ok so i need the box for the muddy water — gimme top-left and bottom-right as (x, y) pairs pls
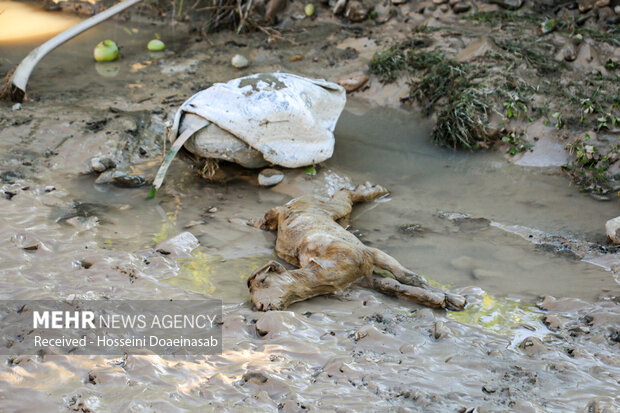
(0, 1), (82, 43)
(1, 18), (619, 412)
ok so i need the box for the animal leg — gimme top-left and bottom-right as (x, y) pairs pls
(348, 182), (389, 204)
(326, 182), (389, 220)
(369, 248), (466, 310)
(369, 274), (448, 309)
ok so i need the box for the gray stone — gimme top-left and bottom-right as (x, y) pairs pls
(258, 168), (285, 186)
(605, 216), (620, 244)
(155, 231), (199, 257)
(231, 54), (249, 69)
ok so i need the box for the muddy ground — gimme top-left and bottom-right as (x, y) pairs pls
(0, 0), (619, 411)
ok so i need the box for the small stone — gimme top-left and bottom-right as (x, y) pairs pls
(453, 3), (471, 13)
(12, 233), (40, 251)
(95, 171), (145, 187)
(12, 103), (22, 111)
(542, 314), (562, 331)
(457, 36), (497, 62)
(488, 0), (523, 10)
(258, 168), (284, 186)
(155, 232), (199, 257)
(304, 3), (315, 17)
(482, 384), (497, 394)
(44, 185), (55, 192)
(433, 321), (450, 339)
(391, 0), (407, 4)
(518, 336), (547, 356)
(433, 0), (447, 4)
(207, 206), (218, 213)
(337, 74), (369, 92)
(89, 156), (116, 173)
(605, 216), (620, 244)
(345, 0), (369, 21)
(555, 42), (577, 62)
(595, 0), (609, 7)
(231, 54), (249, 69)
(578, 0), (596, 13)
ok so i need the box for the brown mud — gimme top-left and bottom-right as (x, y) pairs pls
(0, 1), (619, 411)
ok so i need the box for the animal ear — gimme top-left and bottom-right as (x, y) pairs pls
(263, 207), (282, 230)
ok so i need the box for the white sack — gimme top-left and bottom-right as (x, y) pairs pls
(170, 73), (346, 168)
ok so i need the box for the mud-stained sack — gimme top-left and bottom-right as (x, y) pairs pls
(149, 73), (346, 198)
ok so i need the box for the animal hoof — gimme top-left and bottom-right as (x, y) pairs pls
(446, 293), (467, 311)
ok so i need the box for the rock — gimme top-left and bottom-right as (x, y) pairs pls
(555, 42), (577, 62)
(95, 171), (145, 187)
(595, 0), (609, 6)
(538, 18), (557, 35)
(12, 233), (40, 251)
(337, 74), (369, 92)
(518, 336), (547, 356)
(391, 0), (407, 4)
(433, 321), (450, 339)
(573, 42), (605, 73)
(304, 3), (315, 16)
(155, 231), (199, 257)
(89, 156), (116, 173)
(255, 311), (299, 337)
(542, 314), (562, 331)
(258, 168), (285, 186)
(482, 384), (498, 394)
(597, 6), (613, 21)
(345, 0), (369, 21)
(183, 114), (268, 169)
(472, 268), (501, 280)
(488, 0), (523, 10)
(433, 0), (447, 3)
(12, 103), (22, 111)
(537, 296), (590, 312)
(457, 36), (498, 62)
(44, 185), (55, 192)
(452, 2), (471, 13)
(608, 216), (620, 244)
(231, 54), (250, 69)
(579, 0), (596, 12)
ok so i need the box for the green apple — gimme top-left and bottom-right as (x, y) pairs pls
(94, 40), (119, 62)
(147, 39), (165, 51)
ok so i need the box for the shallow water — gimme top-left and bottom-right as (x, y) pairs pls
(0, 17), (619, 412)
(0, 1), (82, 43)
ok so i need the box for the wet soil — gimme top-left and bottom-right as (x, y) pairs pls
(0, 3), (619, 412)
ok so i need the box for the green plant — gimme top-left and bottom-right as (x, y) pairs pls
(503, 97), (527, 119)
(369, 43), (409, 83)
(502, 132), (532, 155)
(551, 112), (563, 129)
(563, 136), (617, 194)
(597, 113), (619, 131)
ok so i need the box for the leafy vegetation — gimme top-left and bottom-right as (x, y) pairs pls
(563, 134), (618, 194)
